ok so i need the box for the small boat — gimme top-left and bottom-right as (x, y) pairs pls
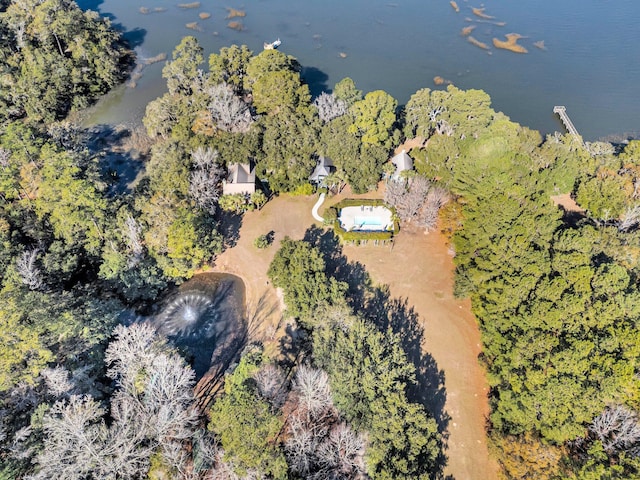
(263, 38), (281, 50)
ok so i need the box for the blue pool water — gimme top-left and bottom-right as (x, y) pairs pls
(354, 217), (384, 227)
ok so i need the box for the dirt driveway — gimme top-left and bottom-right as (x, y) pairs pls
(212, 191), (498, 479)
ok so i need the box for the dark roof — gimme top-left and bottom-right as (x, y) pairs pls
(309, 156), (335, 181)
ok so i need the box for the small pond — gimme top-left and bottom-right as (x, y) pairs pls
(151, 272), (246, 379)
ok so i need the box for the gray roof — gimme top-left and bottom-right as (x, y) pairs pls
(309, 156), (335, 182)
(391, 150), (413, 172)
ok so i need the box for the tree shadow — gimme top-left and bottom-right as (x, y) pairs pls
(75, 0), (104, 11)
(217, 210), (243, 250)
(245, 289), (281, 341)
(122, 28), (147, 49)
(86, 124), (146, 196)
(278, 321), (311, 372)
(192, 280), (248, 410)
(302, 225), (451, 475)
(302, 66), (329, 99)
(303, 226), (371, 310)
(266, 230), (276, 245)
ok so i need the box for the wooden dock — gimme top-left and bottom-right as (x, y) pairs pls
(553, 106), (580, 137)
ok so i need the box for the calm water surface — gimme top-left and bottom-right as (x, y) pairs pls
(82, 0), (640, 140)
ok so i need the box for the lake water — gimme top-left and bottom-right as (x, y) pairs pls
(81, 0), (640, 141)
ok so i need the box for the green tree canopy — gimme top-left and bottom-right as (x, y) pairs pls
(348, 90), (397, 147)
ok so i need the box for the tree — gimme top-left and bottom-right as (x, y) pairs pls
(313, 319), (441, 479)
(1, 0), (129, 123)
(252, 69), (311, 115)
(489, 431), (566, 480)
(313, 92), (347, 123)
(349, 90), (397, 147)
(208, 44), (253, 95)
(33, 145), (108, 255)
(0, 295), (54, 392)
(162, 35), (204, 96)
(321, 116), (387, 193)
(333, 77), (362, 108)
(208, 349), (288, 479)
(268, 238), (347, 326)
(259, 111), (319, 193)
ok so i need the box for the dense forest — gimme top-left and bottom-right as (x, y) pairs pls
(1, 0), (640, 477)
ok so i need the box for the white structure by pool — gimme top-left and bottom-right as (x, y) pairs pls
(339, 205), (394, 232)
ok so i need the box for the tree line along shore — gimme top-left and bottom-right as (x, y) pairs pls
(2, 1), (640, 478)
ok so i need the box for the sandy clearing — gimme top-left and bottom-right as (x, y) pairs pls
(211, 190), (498, 479)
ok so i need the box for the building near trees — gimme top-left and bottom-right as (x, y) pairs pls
(390, 149), (414, 179)
(309, 156), (335, 185)
(222, 162), (256, 195)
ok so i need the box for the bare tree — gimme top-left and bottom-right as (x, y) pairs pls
(285, 415), (320, 476)
(207, 448), (265, 480)
(321, 301), (358, 332)
(618, 204), (640, 232)
(206, 83), (253, 133)
(435, 119), (454, 137)
(105, 323), (165, 393)
(189, 147), (225, 215)
(590, 404), (640, 455)
(0, 148), (11, 168)
(420, 185), (450, 231)
(386, 176), (449, 231)
(124, 214), (144, 264)
(313, 92), (347, 123)
(31, 324), (199, 479)
(428, 105), (444, 123)
(316, 422), (366, 479)
(16, 248), (44, 291)
(41, 366), (74, 398)
(254, 364), (288, 409)
(285, 366), (367, 479)
(385, 176), (431, 222)
(29, 395), (112, 480)
(293, 365), (333, 418)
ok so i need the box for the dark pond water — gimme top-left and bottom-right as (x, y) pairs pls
(82, 0), (640, 141)
(151, 272), (245, 378)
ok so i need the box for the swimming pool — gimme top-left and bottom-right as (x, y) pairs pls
(354, 217), (384, 227)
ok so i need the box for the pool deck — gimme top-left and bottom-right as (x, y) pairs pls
(339, 205), (393, 231)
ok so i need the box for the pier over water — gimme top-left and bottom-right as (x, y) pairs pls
(553, 106), (581, 137)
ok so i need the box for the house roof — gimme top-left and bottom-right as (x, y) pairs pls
(227, 163), (255, 184)
(309, 156), (335, 181)
(223, 163), (256, 195)
(391, 150), (413, 172)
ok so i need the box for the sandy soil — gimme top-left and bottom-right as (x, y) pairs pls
(211, 189), (498, 479)
(551, 193), (585, 213)
(340, 227), (498, 479)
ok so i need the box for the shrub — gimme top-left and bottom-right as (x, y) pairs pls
(290, 183), (314, 196)
(254, 234), (270, 249)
